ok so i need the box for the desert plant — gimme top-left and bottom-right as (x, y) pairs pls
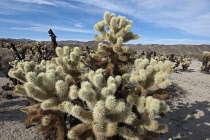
(201, 51), (210, 73)
(181, 58), (191, 71)
(172, 55), (191, 71)
(29, 42), (54, 62)
(0, 48), (15, 69)
(8, 11), (172, 140)
(82, 11), (140, 77)
(168, 54), (175, 62)
(3, 43), (26, 60)
(48, 29), (58, 55)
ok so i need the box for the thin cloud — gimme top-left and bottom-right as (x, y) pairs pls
(74, 23), (83, 28)
(72, 0), (210, 37)
(0, 0), (78, 15)
(13, 0), (56, 6)
(0, 1), (56, 15)
(0, 19), (24, 24)
(10, 24), (96, 33)
(12, 0), (78, 8)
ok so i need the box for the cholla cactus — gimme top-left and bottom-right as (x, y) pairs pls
(29, 42), (54, 62)
(9, 47), (83, 139)
(172, 55), (191, 71)
(154, 55), (167, 61)
(181, 58), (191, 71)
(129, 58), (172, 95)
(21, 104), (67, 140)
(55, 46), (82, 77)
(173, 58), (181, 69)
(201, 51), (210, 73)
(58, 69), (170, 140)
(9, 11), (172, 140)
(3, 43), (26, 60)
(8, 60), (21, 68)
(8, 61), (37, 83)
(94, 11), (139, 56)
(83, 12), (140, 77)
(94, 11), (139, 45)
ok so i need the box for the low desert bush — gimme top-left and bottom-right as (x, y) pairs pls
(0, 48), (15, 69)
(201, 51), (210, 73)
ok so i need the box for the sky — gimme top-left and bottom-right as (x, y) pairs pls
(0, 0), (210, 45)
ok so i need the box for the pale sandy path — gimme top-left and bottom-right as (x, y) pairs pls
(160, 59), (210, 140)
(0, 71), (41, 140)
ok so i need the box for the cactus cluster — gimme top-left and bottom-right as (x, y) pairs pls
(2, 43), (27, 60)
(29, 42), (54, 62)
(8, 12), (172, 140)
(154, 55), (167, 61)
(172, 55), (191, 71)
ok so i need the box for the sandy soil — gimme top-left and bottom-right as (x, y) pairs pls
(0, 71), (41, 140)
(159, 59), (210, 140)
(0, 59), (209, 140)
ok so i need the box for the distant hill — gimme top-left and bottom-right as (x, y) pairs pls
(0, 38), (84, 45)
(0, 38), (36, 44)
(131, 44), (210, 55)
(1, 38), (210, 55)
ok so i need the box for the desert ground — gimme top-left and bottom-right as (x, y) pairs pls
(0, 59), (209, 140)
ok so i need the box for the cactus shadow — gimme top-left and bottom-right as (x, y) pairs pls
(0, 71), (5, 77)
(0, 98), (28, 123)
(188, 69), (196, 72)
(0, 99), (27, 108)
(173, 68), (196, 73)
(160, 100), (210, 140)
(165, 83), (187, 99)
(0, 91), (21, 100)
(0, 67), (11, 77)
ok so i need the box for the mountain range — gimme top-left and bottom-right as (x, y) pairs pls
(1, 38), (210, 55)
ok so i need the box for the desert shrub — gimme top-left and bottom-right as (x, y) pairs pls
(0, 48), (15, 69)
(181, 58), (191, 71)
(8, 12), (172, 140)
(201, 51), (210, 73)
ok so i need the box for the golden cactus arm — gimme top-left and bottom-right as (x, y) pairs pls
(67, 123), (91, 139)
(58, 101), (92, 123)
(24, 114), (42, 126)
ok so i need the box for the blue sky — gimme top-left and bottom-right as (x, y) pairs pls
(0, 0), (210, 45)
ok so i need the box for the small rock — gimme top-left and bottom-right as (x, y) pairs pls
(1, 83), (13, 91)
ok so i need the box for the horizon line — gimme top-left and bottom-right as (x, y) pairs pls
(0, 38), (210, 45)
